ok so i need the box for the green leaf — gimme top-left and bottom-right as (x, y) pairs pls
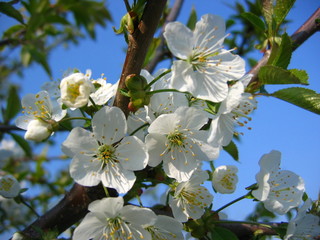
(274, 0), (295, 26)
(261, 0), (273, 35)
(186, 7), (197, 30)
(259, 66), (309, 85)
(3, 85), (21, 123)
(0, 2), (24, 24)
(9, 133), (32, 157)
(210, 226), (239, 240)
(268, 33), (292, 69)
(271, 87), (320, 114)
(143, 38), (161, 67)
(241, 12), (266, 32)
(223, 141), (239, 161)
(25, 45), (52, 76)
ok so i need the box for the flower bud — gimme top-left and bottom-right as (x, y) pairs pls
(24, 119), (52, 142)
(60, 72), (94, 108)
(125, 74), (148, 91)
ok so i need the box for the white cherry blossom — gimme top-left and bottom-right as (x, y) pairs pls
(89, 76), (117, 106)
(62, 106), (148, 194)
(15, 91), (66, 142)
(146, 106), (219, 182)
(208, 79), (257, 146)
(252, 150), (305, 215)
(73, 197), (157, 240)
(164, 14), (245, 102)
(0, 174), (21, 198)
(212, 165), (238, 194)
(284, 199), (320, 240)
(60, 70), (94, 108)
(169, 170), (213, 222)
(146, 215), (184, 240)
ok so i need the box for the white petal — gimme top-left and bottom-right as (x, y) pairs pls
(252, 170), (271, 201)
(101, 163), (136, 194)
(69, 154), (102, 187)
(259, 150), (281, 173)
(148, 113), (178, 134)
(169, 197), (188, 222)
(92, 106), (127, 145)
(170, 61), (197, 93)
(145, 133), (167, 167)
(153, 215), (184, 240)
(193, 14), (226, 50)
(24, 119), (52, 142)
(208, 114), (235, 146)
(72, 212), (104, 240)
(89, 197), (123, 219)
(121, 205), (157, 227)
(61, 127), (98, 157)
(164, 22), (193, 59)
(116, 136), (148, 171)
(175, 107), (208, 130)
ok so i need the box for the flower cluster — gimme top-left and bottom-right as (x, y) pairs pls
(12, 13), (310, 240)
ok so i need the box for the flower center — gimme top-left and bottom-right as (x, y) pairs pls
(66, 81), (82, 102)
(167, 130), (186, 148)
(102, 217), (144, 240)
(220, 172), (236, 190)
(97, 144), (117, 165)
(0, 177), (15, 192)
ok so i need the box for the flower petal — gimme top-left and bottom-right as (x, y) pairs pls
(164, 22), (193, 59)
(72, 212), (104, 240)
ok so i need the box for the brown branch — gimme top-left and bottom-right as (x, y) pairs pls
(113, 0), (168, 117)
(248, 7), (320, 87)
(17, 1), (167, 239)
(145, 0), (184, 73)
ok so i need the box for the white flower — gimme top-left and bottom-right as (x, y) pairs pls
(73, 197), (157, 240)
(62, 106), (148, 194)
(0, 174), (21, 198)
(164, 14), (245, 102)
(252, 150), (305, 215)
(89, 76), (117, 106)
(146, 106), (219, 182)
(169, 170), (213, 222)
(60, 70), (94, 108)
(12, 232), (24, 240)
(146, 215), (184, 240)
(208, 80), (257, 146)
(15, 91), (66, 142)
(212, 165), (238, 194)
(284, 199), (320, 240)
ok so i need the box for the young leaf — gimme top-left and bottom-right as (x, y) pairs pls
(210, 226), (239, 240)
(261, 0), (273, 35)
(268, 32), (292, 69)
(0, 2), (24, 24)
(259, 66), (309, 85)
(186, 7), (197, 30)
(223, 141), (239, 161)
(143, 38), (161, 67)
(271, 87), (320, 114)
(274, 0), (296, 26)
(241, 12), (266, 32)
(9, 133), (32, 157)
(3, 85), (21, 123)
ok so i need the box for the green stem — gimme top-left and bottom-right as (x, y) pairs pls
(89, 96), (98, 111)
(144, 69), (171, 90)
(146, 88), (189, 96)
(129, 122), (149, 136)
(214, 220), (273, 229)
(214, 193), (250, 213)
(59, 117), (91, 123)
(102, 185), (110, 197)
(18, 196), (40, 217)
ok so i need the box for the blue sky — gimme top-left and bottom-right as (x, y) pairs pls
(1, 0), (320, 238)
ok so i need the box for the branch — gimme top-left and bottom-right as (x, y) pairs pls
(113, 0), (168, 117)
(145, 0), (184, 73)
(248, 7), (320, 87)
(18, 1), (167, 239)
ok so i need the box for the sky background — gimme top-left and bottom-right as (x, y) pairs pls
(1, 0), (320, 238)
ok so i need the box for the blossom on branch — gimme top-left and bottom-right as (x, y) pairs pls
(15, 90), (66, 142)
(212, 165), (238, 194)
(62, 106), (148, 194)
(0, 174), (20, 198)
(146, 106), (219, 182)
(73, 197), (156, 240)
(164, 14), (245, 102)
(60, 70), (94, 108)
(169, 170), (213, 222)
(252, 150), (305, 215)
